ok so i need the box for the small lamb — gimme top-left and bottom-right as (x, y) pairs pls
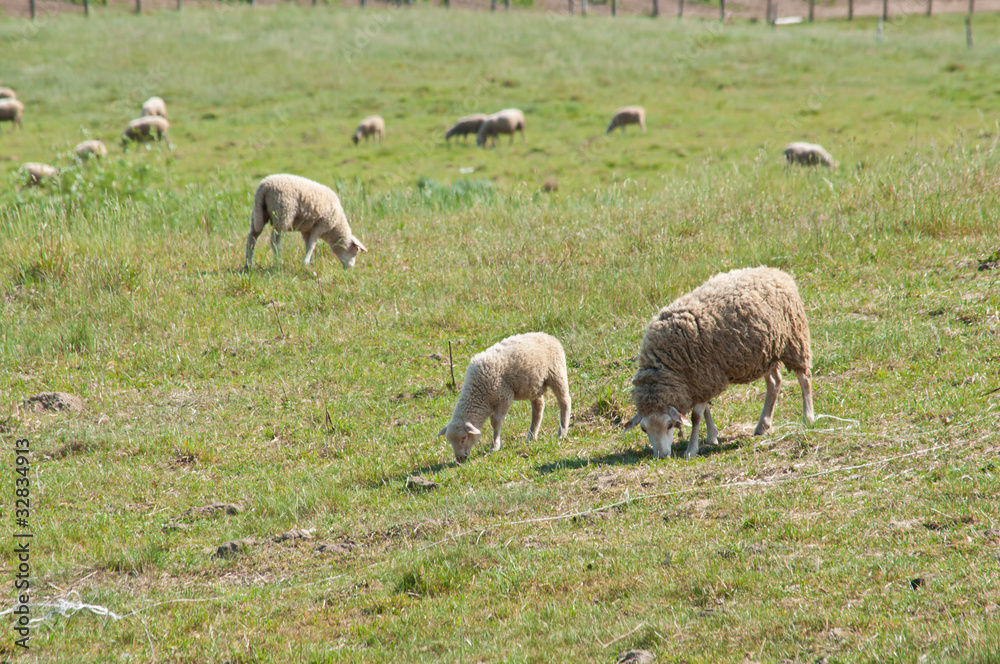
(0, 98), (25, 131)
(22, 162), (57, 186)
(625, 267), (815, 459)
(141, 96), (168, 118)
(352, 115), (385, 145)
(476, 109), (526, 148)
(783, 142), (836, 168)
(606, 106), (646, 135)
(74, 139), (108, 159)
(245, 174), (367, 271)
(445, 114), (488, 144)
(0, 87), (16, 99)
(438, 333), (571, 463)
(121, 116), (169, 147)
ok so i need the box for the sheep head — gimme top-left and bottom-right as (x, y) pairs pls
(438, 421), (482, 463)
(331, 236), (367, 269)
(625, 406), (683, 459)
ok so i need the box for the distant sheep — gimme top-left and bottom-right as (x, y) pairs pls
(783, 142), (836, 168)
(352, 115), (384, 145)
(0, 87), (16, 100)
(141, 96), (168, 118)
(476, 109), (526, 148)
(606, 106), (646, 135)
(0, 98), (25, 131)
(74, 139), (108, 159)
(445, 114), (488, 144)
(245, 174), (367, 271)
(438, 332), (571, 463)
(22, 162), (57, 186)
(121, 116), (169, 147)
(625, 267), (814, 459)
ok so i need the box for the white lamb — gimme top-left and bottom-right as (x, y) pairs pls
(121, 116), (169, 146)
(438, 333), (571, 463)
(142, 96), (168, 118)
(606, 106), (646, 134)
(625, 267), (815, 459)
(74, 139), (108, 159)
(352, 115), (385, 145)
(476, 109), (526, 148)
(0, 98), (24, 131)
(244, 174), (367, 271)
(783, 142), (836, 168)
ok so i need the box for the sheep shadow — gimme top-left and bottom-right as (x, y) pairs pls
(536, 437), (743, 474)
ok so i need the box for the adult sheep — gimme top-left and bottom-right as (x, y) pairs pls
(121, 116), (169, 147)
(141, 96), (168, 118)
(22, 162), (57, 186)
(244, 174), (367, 271)
(445, 114), (488, 144)
(476, 109), (525, 148)
(0, 98), (25, 131)
(606, 106), (646, 135)
(352, 115), (385, 145)
(625, 267), (815, 459)
(438, 333), (571, 463)
(75, 139), (108, 159)
(783, 142), (836, 168)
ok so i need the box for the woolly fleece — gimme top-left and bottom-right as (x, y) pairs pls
(606, 106), (646, 134)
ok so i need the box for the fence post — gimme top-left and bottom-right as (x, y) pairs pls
(581, 0), (586, 15)
(719, 0), (724, 20)
(808, 0), (814, 20)
(848, 0), (853, 19)
(677, 0), (683, 17)
(652, 0), (658, 15)
(491, 0), (496, 10)
(29, 0), (35, 18)
(611, 0), (616, 15)
(881, 0), (887, 20)
(966, 15), (973, 46)
(925, 0), (931, 15)
(85, 0), (90, 15)
(765, 0), (771, 22)
(504, 0), (509, 10)
(968, 0), (974, 13)
(136, 0), (141, 13)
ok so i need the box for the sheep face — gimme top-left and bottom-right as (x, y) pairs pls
(438, 422), (482, 463)
(625, 407), (682, 459)
(352, 132), (360, 145)
(330, 236), (368, 269)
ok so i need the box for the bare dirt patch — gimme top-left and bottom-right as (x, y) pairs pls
(22, 391), (82, 413)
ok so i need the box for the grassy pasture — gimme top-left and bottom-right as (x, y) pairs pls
(1, 5), (1000, 663)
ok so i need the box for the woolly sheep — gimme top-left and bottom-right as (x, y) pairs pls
(445, 114), (488, 144)
(121, 116), (169, 147)
(0, 87), (16, 99)
(625, 267), (815, 459)
(0, 98), (24, 131)
(476, 109), (526, 148)
(141, 96), (168, 118)
(22, 162), (57, 186)
(352, 115), (385, 145)
(783, 142), (836, 168)
(606, 106), (646, 135)
(74, 139), (108, 159)
(244, 174), (367, 271)
(438, 333), (571, 463)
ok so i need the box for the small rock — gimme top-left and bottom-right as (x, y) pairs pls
(910, 577), (925, 590)
(161, 522), (191, 534)
(23, 392), (83, 413)
(316, 540), (359, 555)
(618, 650), (654, 664)
(213, 538), (258, 558)
(274, 528), (315, 543)
(406, 475), (439, 491)
(179, 502), (241, 519)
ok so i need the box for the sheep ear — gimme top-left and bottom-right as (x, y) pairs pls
(632, 368), (659, 386)
(464, 422), (481, 436)
(352, 237), (368, 253)
(668, 406), (683, 427)
(437, 427), (448, 437)
(624, 413), (643, 432)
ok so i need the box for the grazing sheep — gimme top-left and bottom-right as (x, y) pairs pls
(476, 109), (526, 148)
(352, 115), (385, 145)
(121, 116), (169, 147)
(0, 87), (16, 99)
(783, 142), (836, 168)
(625, 267), (814, 459)
(438, 332), (571, 463)
(0, 98), (25, 131)
(22, 162), (57, 186)
(245, 174), (367, 271)
(141, 96), (168, 118)
(606, 106), (646, 135)
(445, 114), (488, 144)
(74, 139), (108, 159)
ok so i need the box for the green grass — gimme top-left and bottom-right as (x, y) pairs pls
(1, 5), (1000, 663)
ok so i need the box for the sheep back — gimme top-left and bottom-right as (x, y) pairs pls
(632, 267), (811, 417)
(606, 106), (646, 134)
(253, 174), (352, 240)
(783, 142), (836, 168)
(476, 109), (525, 146)
(457, 333), (567, 414)
(122, 116), (169, 143)
(75, 139), (108, 158)
(446, 114), (488, 140)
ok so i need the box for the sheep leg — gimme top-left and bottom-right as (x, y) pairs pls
(527, 397), (544, 442)
(704, 407), (718, 446)
(303, 227), (325, 265)
(685, 403), (707, 459)
(796, 370), (815, 424)
(550, 378), (571, 438)
(244, 210), (269, 271)
(754, 366), (782, 435)
(490, 399), (513, 453)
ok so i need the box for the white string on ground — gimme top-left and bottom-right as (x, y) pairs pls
(0, 590), (123, 626)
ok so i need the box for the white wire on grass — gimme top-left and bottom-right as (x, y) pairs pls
(0, 590), (123, 626)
